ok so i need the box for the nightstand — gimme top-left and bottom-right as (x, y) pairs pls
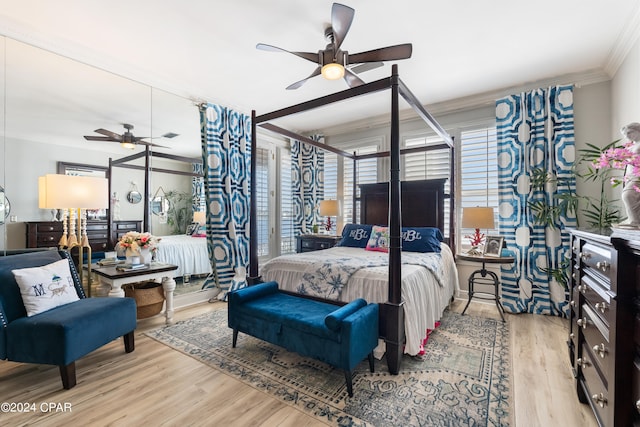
(456, 253), (514, 322)
(296, 234), (342, 253)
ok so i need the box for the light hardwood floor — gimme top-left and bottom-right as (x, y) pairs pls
(0, 299), (597, 427)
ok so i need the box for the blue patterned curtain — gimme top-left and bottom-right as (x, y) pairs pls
(192, 162), (205, 213)
(199, 103), (251, 298)
(496, 85), (576, 316)
(291, 135), (324, 235)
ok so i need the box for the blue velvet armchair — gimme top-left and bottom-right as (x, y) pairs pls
(0, 250), (137, 389)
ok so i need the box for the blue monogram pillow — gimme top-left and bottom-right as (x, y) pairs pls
(337, 224), (373, 248)
(401, 227), (443, 253)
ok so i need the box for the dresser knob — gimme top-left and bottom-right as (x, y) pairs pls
(577, 284), (587, 294)
(596, 261), (609, 272)
(576, 358), (590, 369)
(569, 333), (574, 339)
(592, 393), (607, 408)
(592, 343), (607, 358)
(636, 400), (640, 414)
(576, 318), (589, 329)
(579, 252), (591, 261)
(570, 300), (575, 307)
(594, 302), (608, 314)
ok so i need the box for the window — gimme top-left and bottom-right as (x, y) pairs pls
(459, 127), (498, 246)
(279, 147), (295, 254)
(402, 135), (451, 237)
(343, 145), (378, 223)
(255, 147), (269, 257)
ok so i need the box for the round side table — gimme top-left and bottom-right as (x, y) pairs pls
(456, 253), (515, 322)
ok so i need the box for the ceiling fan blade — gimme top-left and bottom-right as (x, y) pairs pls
(256, 43), (318, 63)
(331, 3), (355, 51)
(93, 128), (122, 139)
(286, 66), (322, 90)
(343, 68), (365, 88)
(137, 140), (169, 148)
(350, 62), (384, 74)
(348, 43), (413, 63)
(84, 136), (118, 142)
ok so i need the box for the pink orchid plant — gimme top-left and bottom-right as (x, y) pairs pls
(593, 141), (640, 192)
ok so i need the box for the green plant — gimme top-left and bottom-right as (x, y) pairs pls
(165, 190), (193, 235)
(578, 141), (624, 228)
(527, 167), (581, 229)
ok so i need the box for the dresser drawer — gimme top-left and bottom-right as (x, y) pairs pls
(579, 343), (611, 425)
(86, 222), (108, 232)
(35, 222), (63, 233)
(580, 242), (613, 287)
(580, 304), (611, 380)
(579, 275), (612, 327)
(37, 233), (61, 245)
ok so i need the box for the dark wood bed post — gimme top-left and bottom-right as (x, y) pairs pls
(108, 157), (113, 247)
(248, 110), (260, 284)
(143, 145), (151, 232)
(449, 138), (456, 257)
(384, 64), (405, 375)
(352, 153), (357, 223)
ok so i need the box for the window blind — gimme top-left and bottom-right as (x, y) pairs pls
(403, 136), (451, 236)
(460, 127), (499, 240)
(255, 147), (269, 257)
(279, 148), (295, 254)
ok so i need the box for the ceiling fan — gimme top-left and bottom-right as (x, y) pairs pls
(256, 2), (412, 90)
(84, 123), (175, 149)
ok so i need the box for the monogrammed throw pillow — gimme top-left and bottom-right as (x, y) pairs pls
(12, 258), (80, 317)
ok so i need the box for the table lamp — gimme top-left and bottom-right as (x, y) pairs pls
(39, 174), (108, 294)
(193, 210), (206, 225)
(319, 200), (340, 234)
(461, 206), (495, 255)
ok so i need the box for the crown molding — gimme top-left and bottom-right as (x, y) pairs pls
(604, 2), (640, 76)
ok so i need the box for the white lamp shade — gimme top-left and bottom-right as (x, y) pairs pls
(461, 207), (495, 229)
(39, 174), (108, 209)
(193, 211), (206, 224)
(319, 200), (340, 217)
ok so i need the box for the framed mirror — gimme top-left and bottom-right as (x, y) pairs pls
(127, 191), (142, 204)
(151, 187), (170, 216)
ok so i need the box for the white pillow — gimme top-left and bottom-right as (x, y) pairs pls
(12, 258), (80, 317)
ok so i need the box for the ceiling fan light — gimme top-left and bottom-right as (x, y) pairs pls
(321, 63), (345, 80)
(121, 142), (136, 150)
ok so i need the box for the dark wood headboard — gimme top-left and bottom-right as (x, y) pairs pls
(359, 179), (446, 232)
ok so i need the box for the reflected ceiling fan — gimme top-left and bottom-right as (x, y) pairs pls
(84, 123), (176, 149)
(256, 2), (412, 90)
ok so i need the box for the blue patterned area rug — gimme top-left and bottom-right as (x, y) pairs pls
(146, 307), (513, 426)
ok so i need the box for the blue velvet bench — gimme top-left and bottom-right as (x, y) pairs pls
(0, 250), (137, 389)
(228, 281), (378, 396)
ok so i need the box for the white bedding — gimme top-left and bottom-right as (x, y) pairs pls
(154, 235), (212, 278)
(260, 244), (459, 356)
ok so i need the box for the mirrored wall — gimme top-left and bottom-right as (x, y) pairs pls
(0, 36), (201, 251)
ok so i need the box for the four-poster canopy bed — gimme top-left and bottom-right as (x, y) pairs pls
(107, 147), (211, 278)
(249, 65), (456, 374)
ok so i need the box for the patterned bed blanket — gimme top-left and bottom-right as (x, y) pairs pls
(294, 251), (445, 300)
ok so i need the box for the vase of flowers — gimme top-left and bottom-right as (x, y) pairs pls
(117, 231), (161, 265)
(593, 122), (640, 226)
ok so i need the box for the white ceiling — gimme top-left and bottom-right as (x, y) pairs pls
(0, 0), (639, 156)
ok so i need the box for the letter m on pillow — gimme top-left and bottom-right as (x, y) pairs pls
(32, 283), (46, 297)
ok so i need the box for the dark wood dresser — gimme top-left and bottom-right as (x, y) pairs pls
(26, 220), (110, 253)
(569, 228), (640, 426)
(111, 220), (143, 247)
(296, 234), (341, 253)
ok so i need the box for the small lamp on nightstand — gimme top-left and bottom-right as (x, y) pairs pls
(461, 206), (495, 255)
(319, 200), (340, 234)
